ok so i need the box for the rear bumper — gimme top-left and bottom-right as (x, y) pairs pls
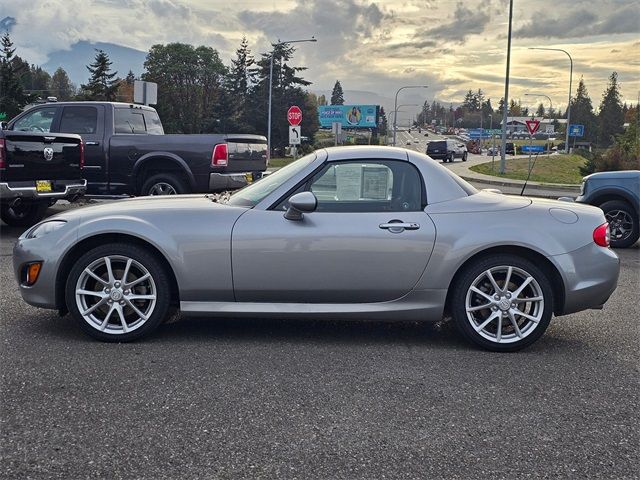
(0, 179), (87, 201)
(552, 243), (620, 315)
(208, 172), (263, 191)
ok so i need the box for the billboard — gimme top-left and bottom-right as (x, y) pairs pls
(319, 105), (378, 129)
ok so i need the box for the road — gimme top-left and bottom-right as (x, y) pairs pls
(396, 129), (579, 198)
(1, 218), (638, 479)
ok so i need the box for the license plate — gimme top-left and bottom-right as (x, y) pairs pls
(245, 173), (253, 183)
(36, 180), (52, 192)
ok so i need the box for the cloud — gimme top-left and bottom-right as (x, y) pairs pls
(515, 4), (639, 38)
(0, 16), (17, 32)
(414, 2), (490, 44)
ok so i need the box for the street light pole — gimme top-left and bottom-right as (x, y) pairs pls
(393, 85), (428, 146)
(499, 0), (514, 174)
(529, 47), (573, 153)
(267, 37), (317, 159)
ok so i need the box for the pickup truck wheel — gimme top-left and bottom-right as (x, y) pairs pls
(141, 173), (189, 196)
(462, 152), (468, 161)
(601, 200), (639, 248)
(1, 201), (49, 227)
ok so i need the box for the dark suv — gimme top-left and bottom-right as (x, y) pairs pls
(575, 170), (639, 248)
(426, 139), (468, 162)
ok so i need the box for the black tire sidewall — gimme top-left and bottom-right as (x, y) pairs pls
(65, 243), (171, 342)
(1, 201), (49, 227)
(451, 254), (554, 352)
(141, 173), (189, 196)
(600, 200), (639, 248)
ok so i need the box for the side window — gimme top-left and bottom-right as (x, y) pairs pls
(143, 111), (164, 135)
(307, 160), (423, 213)
(59, 106), (98, 134)
(13, 107), (57, 132)
(114, 109), (146, 134)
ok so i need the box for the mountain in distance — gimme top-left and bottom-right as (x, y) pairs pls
(42, 41), (147, 86)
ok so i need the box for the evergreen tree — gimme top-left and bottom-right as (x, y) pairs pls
(570, 77), (597, 143)
(331, 80), (344, 105)
(247, 42), (312, 153)
(317, 94), (327, 106)
(497, 97), (505, 116)
(0, 32), (29, 120)
(81, 49), (119, 101)
(125, 70), (135, 85)
(49, 67), (75, 100)
(536, 103), (545, 117)
(597, 72), (624, 146)
(225, 37), (256, 132)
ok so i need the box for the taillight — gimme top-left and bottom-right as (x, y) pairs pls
(79, 141), (85, 169)
(0, 138), (5, 169)
(211, 143), (228, 166)
(593, 222), (610, 247)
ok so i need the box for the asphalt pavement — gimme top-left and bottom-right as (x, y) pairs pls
(1, 217), (638, 479)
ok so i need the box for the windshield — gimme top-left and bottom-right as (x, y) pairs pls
(228, 153), (317, 208)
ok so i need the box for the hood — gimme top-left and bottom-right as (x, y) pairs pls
(50, 195), (238, 222)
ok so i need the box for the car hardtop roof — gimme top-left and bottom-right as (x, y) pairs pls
(323, 145), (410, 162)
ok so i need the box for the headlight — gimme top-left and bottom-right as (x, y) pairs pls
(27, 220), (67, 239)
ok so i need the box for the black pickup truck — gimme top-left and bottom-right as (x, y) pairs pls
(3, 102), (267, 196)
(0, 130), (86, 226)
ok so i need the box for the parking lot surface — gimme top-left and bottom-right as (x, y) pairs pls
(1, 215), (638, 479)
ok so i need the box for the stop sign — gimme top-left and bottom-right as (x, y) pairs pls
(287, 106), (302, 126)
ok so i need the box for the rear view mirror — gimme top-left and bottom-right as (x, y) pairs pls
(284, 191), (317, 221)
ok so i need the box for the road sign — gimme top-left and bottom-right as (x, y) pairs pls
(521, 145), (545, 153)
(134, 80), (158, 105)
(289, 125), (301, 145)
(525, 119), (540, 135)
(569, 124), (584, 137)
(468, 129), (492, 139)
(287, 106), (302, 126)
(545, 124), (554, 134)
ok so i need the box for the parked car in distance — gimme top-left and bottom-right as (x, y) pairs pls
(3, 101), (267, 197)
(487, 143), (516, 156)
(575, 170), (640, 248)
(13, 146), (619, 351)
(426, 139), (468, 162)
(0, 129), (86, 226)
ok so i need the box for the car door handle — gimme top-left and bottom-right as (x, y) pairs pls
(379, 222), (420, 232)
(85, 141), (100, 146)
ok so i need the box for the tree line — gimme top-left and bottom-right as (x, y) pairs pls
(0, 32), (320, 153)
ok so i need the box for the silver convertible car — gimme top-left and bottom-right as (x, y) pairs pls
(13, 147), (620, 351)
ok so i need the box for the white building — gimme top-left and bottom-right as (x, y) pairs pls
(500, 116), (567, 134)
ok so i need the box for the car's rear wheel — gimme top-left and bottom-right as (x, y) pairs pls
(600, 200), (639, 248)
(65, 243), (171, 342)
(451, 255), (553, 352)
(141, 173), (189, 196)
(462, 152), (468, 161)
(1, 200), (49, 227)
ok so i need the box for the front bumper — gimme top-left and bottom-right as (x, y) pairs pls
(208, 172), (263, 191)
(1, 179), (87, 201)
(552, 242), (620, 315)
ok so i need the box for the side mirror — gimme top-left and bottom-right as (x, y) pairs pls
(284, 191), (317, 221)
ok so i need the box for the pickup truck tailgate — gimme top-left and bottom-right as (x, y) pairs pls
(0, 132), (83, 182)
(226, 137), (268, 172)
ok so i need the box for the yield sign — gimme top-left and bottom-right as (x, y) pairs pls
(525, 119), (540, 135)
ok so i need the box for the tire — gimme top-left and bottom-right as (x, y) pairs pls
(462, 152), (468, 162)
(65, 243), (172, 342)
(450, 254), (554, 352)
(600, 200), (639, 248)
(1, 201), (49, 227)
(141, 173), (189, 196)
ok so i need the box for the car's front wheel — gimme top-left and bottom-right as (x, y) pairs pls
(600, 200), (639, 248)
(451, 255), (554, 352)
(65, 243), (171, 342)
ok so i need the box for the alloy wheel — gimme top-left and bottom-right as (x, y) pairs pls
(75, 255), (157, 335)
(148, 182), (177, 195)
(465, 265), (544, 344)
(605, 209), (633, 242)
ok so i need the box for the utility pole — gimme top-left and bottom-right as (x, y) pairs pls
(499, 0), (514, 174)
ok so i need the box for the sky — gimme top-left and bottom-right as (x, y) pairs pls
(1, 0), (638, 118)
